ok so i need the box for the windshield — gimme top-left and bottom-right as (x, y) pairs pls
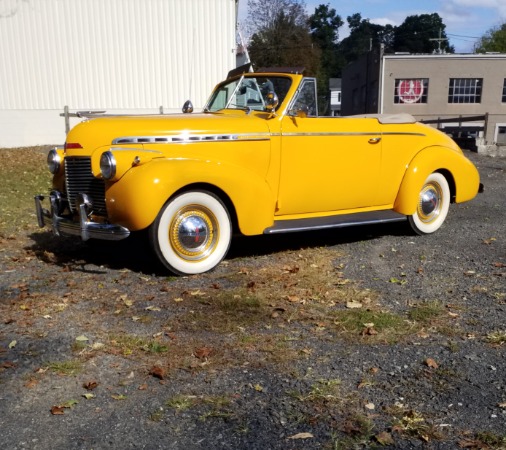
(206, 76), (292, 112)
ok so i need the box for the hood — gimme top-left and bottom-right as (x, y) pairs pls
(65, 112), (272, 154)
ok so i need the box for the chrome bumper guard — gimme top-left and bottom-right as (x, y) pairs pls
(34, 192), (130, 241)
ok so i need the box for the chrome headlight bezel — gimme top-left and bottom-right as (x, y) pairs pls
(47, 149), (61, 174)
(100, 151), (117, 180)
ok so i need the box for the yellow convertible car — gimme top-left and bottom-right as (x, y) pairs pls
(35, 67), (481, 275)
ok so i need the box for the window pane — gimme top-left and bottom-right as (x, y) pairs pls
(448, 78), (482, 104)
(502, 79), (506, 103)
(394, 79), (429, 104)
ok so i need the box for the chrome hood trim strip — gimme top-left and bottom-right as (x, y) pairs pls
(112, 133), (271, 145)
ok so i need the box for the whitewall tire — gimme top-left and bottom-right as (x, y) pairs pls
(150, 191), (232, 275)
(408, 172), (450, 235)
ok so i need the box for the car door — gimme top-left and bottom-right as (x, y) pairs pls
(276, 80), (383, 216)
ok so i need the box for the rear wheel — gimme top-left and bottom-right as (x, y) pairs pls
(408, 172), (450, 235)
(150, 191), (231, 275)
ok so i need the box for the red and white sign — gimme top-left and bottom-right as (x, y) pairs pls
(397, 79), (424, 104)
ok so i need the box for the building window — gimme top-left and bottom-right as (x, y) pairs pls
(502, 79), (506, 102)
(394, 79), (428, 104)
(448, 78), (482, 104)
(497, 126), (506, 144)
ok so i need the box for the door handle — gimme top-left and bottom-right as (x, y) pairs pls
(368, 137), (381, 144)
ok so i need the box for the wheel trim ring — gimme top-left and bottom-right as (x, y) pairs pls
(417, 182), (443, 224)
(169, 205), (219, 261)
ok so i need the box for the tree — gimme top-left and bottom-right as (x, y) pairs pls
(247, 0), (320, 74)
(393, 14), (454, 54)
(308, 4), (343, 113)
(475, 23), (506, 53)
(338, 13), (394, 63)
(246, 0), (308, 36)
(309, 4), (343, 49)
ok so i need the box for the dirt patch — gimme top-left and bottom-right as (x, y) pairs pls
(1, 148), (505, 449)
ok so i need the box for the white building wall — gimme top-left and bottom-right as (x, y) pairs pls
(0, 0), (237, 147)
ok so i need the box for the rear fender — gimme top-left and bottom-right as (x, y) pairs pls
(394, 146), (480, 215)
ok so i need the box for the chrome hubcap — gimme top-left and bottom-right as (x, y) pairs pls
(169, 207), (218, 261)
(418, 183), (442, 223)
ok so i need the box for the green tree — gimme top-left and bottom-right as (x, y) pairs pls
(475, 23), (506, 53)
(248, 10), (320, 73)
(308, 4), (343, 113)
(338, 13), (394, 63)
(393, 13), (454, 54)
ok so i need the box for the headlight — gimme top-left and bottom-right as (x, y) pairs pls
(47, 149), (61, 174)
(100, 151), (117, 180)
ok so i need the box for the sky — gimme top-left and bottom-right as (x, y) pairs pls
(238, 0), (506, 53)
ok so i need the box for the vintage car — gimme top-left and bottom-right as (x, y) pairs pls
(35, 66), (481, 275)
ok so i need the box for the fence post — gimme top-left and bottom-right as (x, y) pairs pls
(62, 105), (70, 134)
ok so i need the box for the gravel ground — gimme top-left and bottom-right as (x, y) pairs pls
(0, 150), (505, 449)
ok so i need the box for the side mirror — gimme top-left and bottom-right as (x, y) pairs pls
(182, 100), (193, 114)
(265, 92), (279, 112)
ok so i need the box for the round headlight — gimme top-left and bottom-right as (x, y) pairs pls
(100, 151), (117, 180)
(47, 149), (61, 174)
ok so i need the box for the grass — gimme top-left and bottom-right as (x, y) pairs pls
(407, 301), (446, 324)
(0, 147), (51, 235)
(486, 330), (506, 345)
(46, 359), (83, 376)
(165, 394), (235, 421)
(108, 334), (169, 356)
(330, 309), (409, 343)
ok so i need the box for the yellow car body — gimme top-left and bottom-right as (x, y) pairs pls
(36, 69), (481, 275)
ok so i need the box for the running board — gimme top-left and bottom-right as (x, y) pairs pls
(264, 210), (406, 234)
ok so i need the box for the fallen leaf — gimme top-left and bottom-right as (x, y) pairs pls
(50, 406), (65, 415)
(82, 393), (95, 400)
(254, 384), (263, 392)
(75, 335), (89, 342)
(287, 432), (313, 440)
(375, 431), (395, 445)
(8, 340), (17, 349)
(61, 399), (79, 408)
(493, 262), (506, 268)
(138, 383), (148, 391)
(364, 402), (375, 410)
(145, 305), (161, 311)
(346, 301), (362, 309)
(83, 381), (99, 390)
(194, 347), (212, 359)
(111, 394), (127, 400)
(483, 238), (496, 245)
(361, 327), (378, 336)
(149, 366), (166, 380)
(425, 358), (439, 369)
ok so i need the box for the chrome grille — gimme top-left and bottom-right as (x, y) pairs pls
(64, 157), (107, 216)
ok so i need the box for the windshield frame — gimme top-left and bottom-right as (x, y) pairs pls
(204, 74), (293, 113)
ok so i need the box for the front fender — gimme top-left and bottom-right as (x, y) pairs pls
(105, 158), (276, 235)
(394, 146), (480, 215)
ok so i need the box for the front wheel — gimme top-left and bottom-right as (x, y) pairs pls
(408, 172), (450, 235)
(149, 191), (232, 275)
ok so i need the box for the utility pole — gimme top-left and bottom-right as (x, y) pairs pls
(430, 28), (448, 54)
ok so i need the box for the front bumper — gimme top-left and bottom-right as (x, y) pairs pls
(35, 191), (130, 241)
